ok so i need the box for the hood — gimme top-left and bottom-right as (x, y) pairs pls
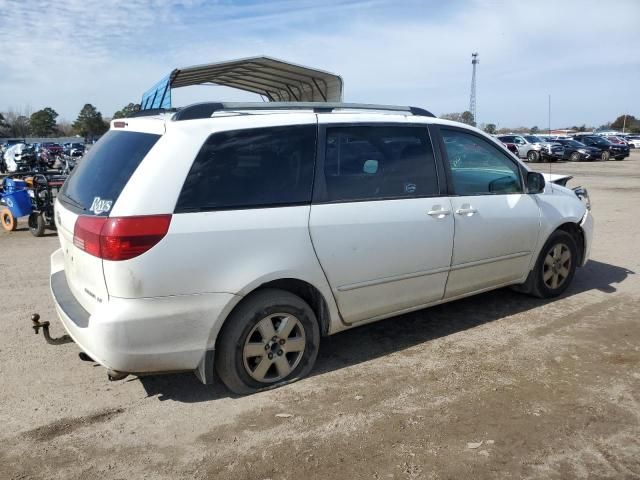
(541, 173), (573, 187)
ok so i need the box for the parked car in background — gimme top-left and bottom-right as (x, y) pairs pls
(63, 142), (85, 157)
(498, 139), (519, 156)
(40, 142), (64, 156)
(551, 138), (602, 162)
(47, 101), (593, 394)
(625, 135), (640, 149)
(605, 136), (629, 147)
(496, 134), (563, 162)
(572, 135), (629, 160)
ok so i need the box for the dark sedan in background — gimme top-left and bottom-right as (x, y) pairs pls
(572, 135), (629, 161)
(552, 138), (602, 161)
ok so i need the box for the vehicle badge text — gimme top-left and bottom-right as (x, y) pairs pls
(90, 197), (113, 215)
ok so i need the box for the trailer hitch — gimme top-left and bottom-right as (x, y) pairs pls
(31, 313), (73, 345)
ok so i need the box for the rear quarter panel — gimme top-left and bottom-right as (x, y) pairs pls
(104, 113), (344, 332)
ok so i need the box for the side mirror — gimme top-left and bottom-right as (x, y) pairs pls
(526, 171), (545, 194)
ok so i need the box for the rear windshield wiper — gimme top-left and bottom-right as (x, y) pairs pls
(60, 193), (87, 211)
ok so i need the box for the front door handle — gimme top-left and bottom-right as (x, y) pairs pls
(427, 206), (451, 218)
(455, 206), (478, 216)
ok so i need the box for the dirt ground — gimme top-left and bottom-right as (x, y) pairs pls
(1, 152), (639, 480)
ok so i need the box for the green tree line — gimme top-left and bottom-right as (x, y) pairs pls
(0, 102), (141, 139)
(1, 105), (638, 138)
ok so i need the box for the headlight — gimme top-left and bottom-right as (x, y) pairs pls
(578, 149), (588, 154)
(573, 186), (591, 210)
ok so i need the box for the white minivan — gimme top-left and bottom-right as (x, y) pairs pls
(49, 102), (593, 394)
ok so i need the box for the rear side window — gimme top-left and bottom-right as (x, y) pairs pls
(176, 125), (316, 212)
(60, 130), (160, 215)
(320, 125), (438, 202)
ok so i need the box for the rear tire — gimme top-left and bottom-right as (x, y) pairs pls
(28, 213), (46, 237)
(1, 208), (17, 231)
(215, 289), (320, 395)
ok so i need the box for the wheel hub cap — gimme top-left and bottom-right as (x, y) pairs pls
(543, 243), (572, 290)
(243, 313), (306, 383)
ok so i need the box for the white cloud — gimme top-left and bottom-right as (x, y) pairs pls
(1, 0), (638, 127)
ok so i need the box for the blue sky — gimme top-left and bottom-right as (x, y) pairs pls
(1, 0), (638, 127)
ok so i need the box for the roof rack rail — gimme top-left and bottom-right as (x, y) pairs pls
(128, 108), (178, 118)
(171, 102), (436, 121)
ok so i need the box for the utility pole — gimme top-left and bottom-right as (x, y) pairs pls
(623, 114), (627, 133)
(469, 53), (479, 126)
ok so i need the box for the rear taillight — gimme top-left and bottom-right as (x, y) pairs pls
(73, 216), (106, 257)
(73, 215), (171, 261)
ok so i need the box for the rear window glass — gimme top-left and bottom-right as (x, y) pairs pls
(60, 130), (160, 215)
(175, 125), (316, 212)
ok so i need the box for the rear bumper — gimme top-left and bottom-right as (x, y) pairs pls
(50, 248), (238, 376)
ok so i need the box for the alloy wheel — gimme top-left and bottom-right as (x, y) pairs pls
(243, 313), (306, 383)
(543, 243), (572, 290)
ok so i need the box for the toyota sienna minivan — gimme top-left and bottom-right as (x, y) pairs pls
(49, 102), (593, 394)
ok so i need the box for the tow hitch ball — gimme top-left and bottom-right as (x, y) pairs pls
(31, 313), (73, 345)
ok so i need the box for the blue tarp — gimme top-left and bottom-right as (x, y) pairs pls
(140, 72), (173, 110)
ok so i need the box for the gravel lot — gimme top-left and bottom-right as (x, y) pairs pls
(1, 152), (639, 480)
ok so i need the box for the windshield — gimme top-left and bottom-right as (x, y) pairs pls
(589, 136), (611, 146)
(563, 140), (584, 147)
(60, 130), (160, 215)
(524, 136), (545, 143)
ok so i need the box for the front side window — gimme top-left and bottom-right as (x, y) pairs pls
(441, 129), (523, 195)
(176, 125), (316, 212)
(321, 125), (438, 202)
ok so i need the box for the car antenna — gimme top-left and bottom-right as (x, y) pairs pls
(548, 94), (552, 178)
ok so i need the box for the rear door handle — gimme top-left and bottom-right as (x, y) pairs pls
(455, 207), (478, 216)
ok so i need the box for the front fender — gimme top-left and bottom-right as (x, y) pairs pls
(530, 187), (588, 269)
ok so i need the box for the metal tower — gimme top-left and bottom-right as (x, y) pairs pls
(469, 52), (479, 124)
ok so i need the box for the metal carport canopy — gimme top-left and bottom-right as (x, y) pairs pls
(140, 56), (343, 110)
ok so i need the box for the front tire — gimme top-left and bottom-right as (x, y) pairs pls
(527, 150), (540, 162)
(521, 230), (578, 298)
(569, 152), (581, 162)
(601, 151), (610, 161)
(215, 289), (320, 395)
